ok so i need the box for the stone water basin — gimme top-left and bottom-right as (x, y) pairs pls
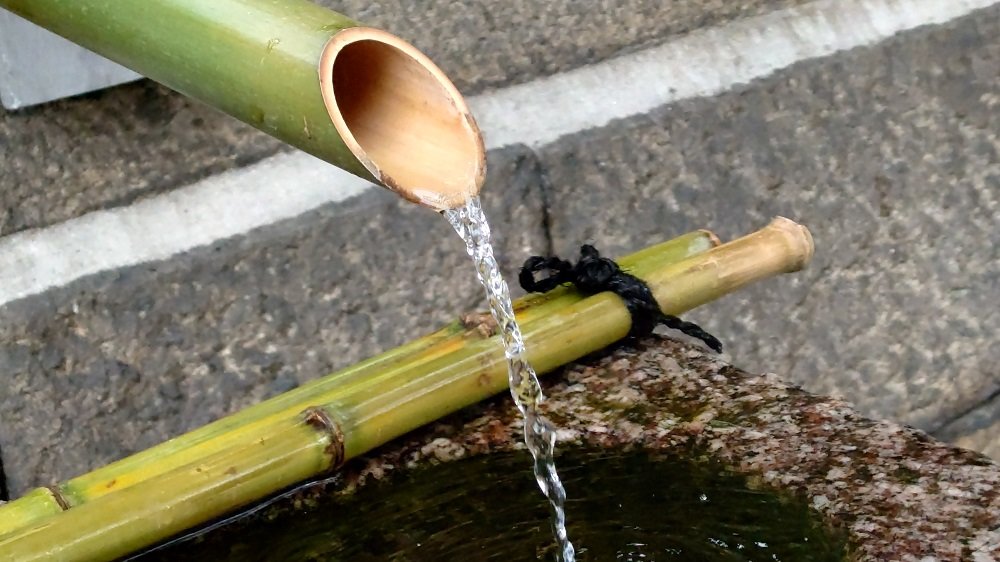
(132, 338), (999, 561)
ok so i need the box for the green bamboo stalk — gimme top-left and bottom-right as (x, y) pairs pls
(0, 220), (811, 561)
(0, 0), (485, 208)
(0, 230), (718, 537)
(0, 490), (64, 539)
(0, 0), (361, 174)
(341, 219), (812, 452)
(1, 418), (330, 562)
(513, 230), (721, 324)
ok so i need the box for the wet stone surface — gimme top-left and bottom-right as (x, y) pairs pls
(538, 7), (1000, 441)
(314, 338), (1000, 561)
(0, 0), (805, 236)
(0, 147), (548, 496)
(117, 337), (991, 559)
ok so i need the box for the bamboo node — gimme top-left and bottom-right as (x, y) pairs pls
(43, 485), (71, 512)
(697, 229), (723, 247)
(460, 312), (497, 338)
(302, 407), (346, 469)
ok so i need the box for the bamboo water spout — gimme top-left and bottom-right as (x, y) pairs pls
(0, 0), (486, 209)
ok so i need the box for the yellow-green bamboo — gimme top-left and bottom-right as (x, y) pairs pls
(0, 490), (64, 540)
(0, 220), (811, 561)
(2, 418), (330, 562)
(513, 230), (721, 324)
(339, 219), (812, 454)
(0, 230), (717, 536)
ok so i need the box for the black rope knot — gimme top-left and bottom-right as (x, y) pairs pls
(519, 245), (722, 353)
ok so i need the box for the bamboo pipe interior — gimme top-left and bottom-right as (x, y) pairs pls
(320, 28), (486, 210)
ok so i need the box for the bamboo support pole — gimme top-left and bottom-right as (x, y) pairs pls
(0, 220), (812, 561)
(0, 231), (718, 538)
(0, 0), (485, 209)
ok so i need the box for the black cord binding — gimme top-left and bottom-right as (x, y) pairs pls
(519, 245), (722, 352)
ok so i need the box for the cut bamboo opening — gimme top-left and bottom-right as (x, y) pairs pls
(320, 27), (486, 210)
(0, 0), (485, 210)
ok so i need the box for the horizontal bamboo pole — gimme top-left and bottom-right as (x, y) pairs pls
(0, 490), (64, 539)
(0, 230), (719, 538)
(0, 221), (812, 561)
(339, 218), (812, 455)
(2, 419), (330, 562)
(0, 0), (485, 208)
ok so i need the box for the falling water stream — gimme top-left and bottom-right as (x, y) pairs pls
(445, 195), (576, 562)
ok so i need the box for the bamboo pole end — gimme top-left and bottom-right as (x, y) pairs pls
(766, 216), (814, 272)
(318, 27), (486, 211)
(697, 229), (723, 247)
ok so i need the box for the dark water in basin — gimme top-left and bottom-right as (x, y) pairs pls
(132, 449), (847, 561)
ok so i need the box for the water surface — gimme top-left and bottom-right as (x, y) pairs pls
(134, 449), (847, 561)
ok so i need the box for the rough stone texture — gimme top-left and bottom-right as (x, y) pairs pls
(957, 423), (1000, 463)
(175, 337), (1000, 561)
(0, 0), (804, 236)
(0, 146), (548, 496)
(0, 81), (284, 237)
(538, 8), (1000, 445)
